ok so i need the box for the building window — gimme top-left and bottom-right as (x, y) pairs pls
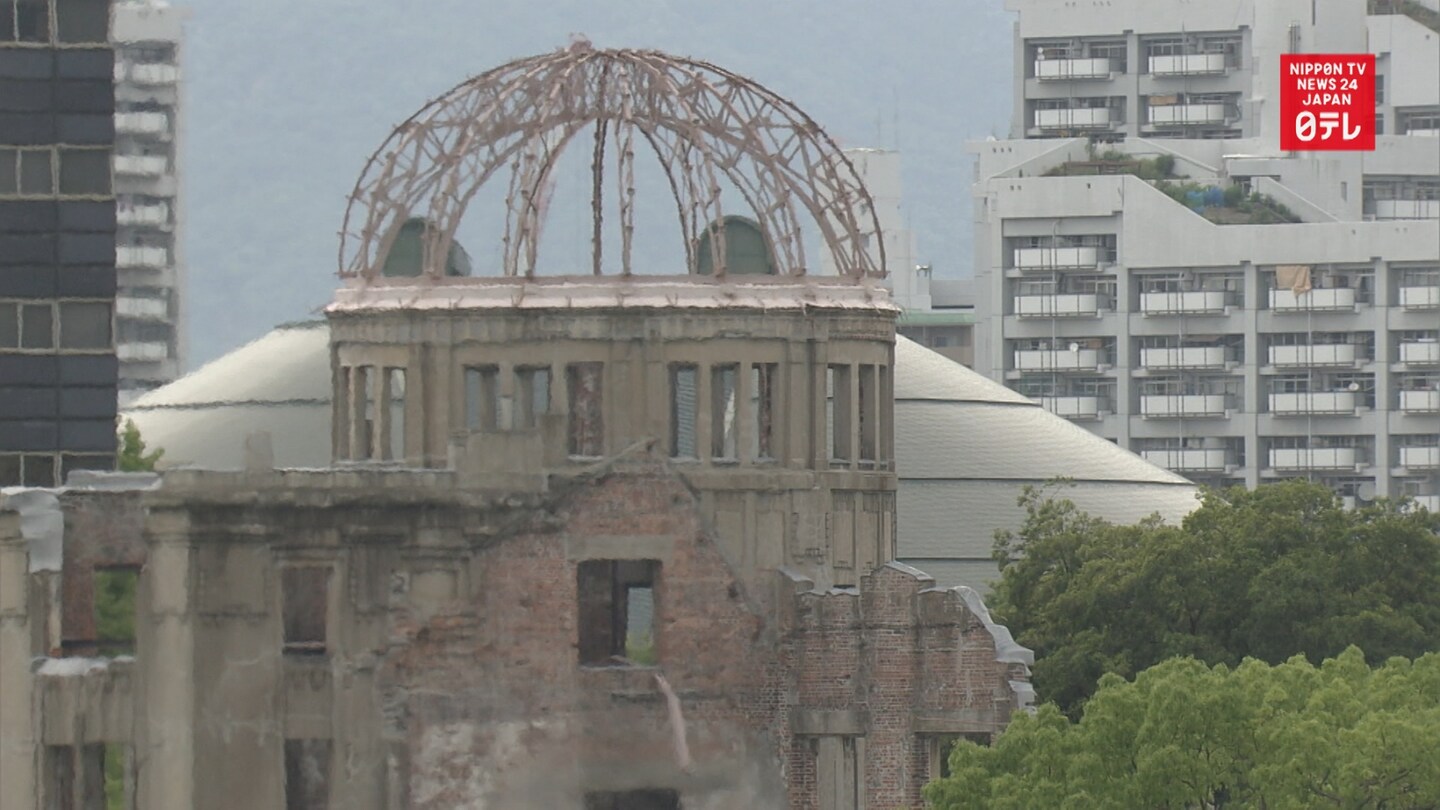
(54, 0), (108, 43)
(284, 739), (332, 810)
(583, 790), (680, 810)
(669, 364), (698, 459)
(514, 366), (550, 429)
(577, 559), (658, 667)
(857, 365), (878, 463)
(58, 149), (111, 196)
(44, 745), (75, 810)
(0, 452), (56, 487)
(281, 567), (329, 656)
(463, 365), (499, 431)
(827, 365), (852, 463)
(383, 368), (405, 461)
(0, 301), (55, 348)
(94, 567), (138, 657)
(567, 362), (604, 457)
(750, 363), (776, 461)
(356, 366), (374, 460)
(2, 0), (50, 43)
(58, 302), (111, 349)
(711, 364), (738, 460)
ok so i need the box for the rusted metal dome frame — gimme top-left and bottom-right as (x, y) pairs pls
(338, 45), (886, 281)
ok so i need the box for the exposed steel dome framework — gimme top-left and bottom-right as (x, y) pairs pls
(338, 43), (886, 280)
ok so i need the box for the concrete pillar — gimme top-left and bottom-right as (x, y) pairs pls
(0, 513), (35, 810)
(137, 509), (195, 810)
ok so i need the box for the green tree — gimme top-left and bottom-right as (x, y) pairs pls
(926, 648), (1440, 809)
(116, 419), (163, 472)
(990, 480), (1440, 715)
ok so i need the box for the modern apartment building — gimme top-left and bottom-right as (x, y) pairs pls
(112, 0), (184, 404)
(1, 0), (118, 486)
(971, 0), (1440, 509)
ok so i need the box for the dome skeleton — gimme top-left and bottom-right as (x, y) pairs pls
(339, 44), (886, 280)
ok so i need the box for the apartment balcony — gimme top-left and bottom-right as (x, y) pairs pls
(1269, 447), (1361, 471)
(1014, 293), (1108, 318)
(128, 63), (180, 86)
(1269, 288), (1357, 311)
(116, 341), (170, 362)
(1148, 54), (1227, 76)
(1399, 286), (1440, 309)
(1268, 344), (1358, 367)
(1409, 495), (1440, 512)
(1148, 103), (1228, 125)
(1012, 246), (1101, 271)
(1035, 108), (1113, 130)
(1399, 342), (1440, 366)
(1140, 346), (1229, 370)
(1373, 200), (1440, 220)
(1406, 128), (1440, 137)
(1039, 396), (1106, 419)
(116, 246), (169, 269)
(1035, 57), (1115, 80)
(1399, 446), (1440, 469)
(1141, 448), (1231, 472)
(115, 296), (168, 321)
(116, 203), (169, 227)
(113, 154), (168, 177)
(115, 111), (168, 136)
(1268, 391), (1358, 415)
(1400, 389), (1440, 412)
(1140, 394), (1230, 418)
(1139, 291), (1229, 315)
(1014, 348), (1105, 371)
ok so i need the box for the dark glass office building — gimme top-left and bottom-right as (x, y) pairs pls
(1, 0), (118, 486)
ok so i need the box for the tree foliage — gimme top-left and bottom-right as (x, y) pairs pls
(989, 480), (1440, 715)
(925, 648), (1440, 809)
(116, 419), (163, 472)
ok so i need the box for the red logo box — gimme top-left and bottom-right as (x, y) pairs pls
(1280, 54), (1375, 151)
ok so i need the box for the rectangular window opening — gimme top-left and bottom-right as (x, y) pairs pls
(20, 148), (53, 195)
(59, 302), (112, 350)
(384, 367), (405, 462)
(711, 364), (738, 460)
(284, 739), (332, 810)
(567, 363), (604, 457)
(21, 302), (54, 349)
(577, 559), (658, 667)
(463, 365), (499, 432)
(514, 366), (550, 429)
(45, 745), (75, 810)
(281, 567), (329, 656)
(93, 567), (138, 658)
(349, 366), (373, 460)
(11, 0), (51, 42)
(858, 365), (878, 463)
(58, 149), (112, 196)
(669, 364), (698, 459)
(583, 790), (681, 810)
(750, 363), (776, 461)
(55, 0), (108, 43)
(828, 365), (852, 463)
(7, 453), (57, 488)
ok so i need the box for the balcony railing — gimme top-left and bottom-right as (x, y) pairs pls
(1373, 200), (1440, 220)
(1141, 448), (1231, 472)
(1140, 346), (1229, 370)
(1014, 348), (1105, 371)
(1399, 446), (1440, 469)
(1409, 494), (1440, 512)
(1148, 103), (1228, 125)
(1269, 391), (1358, 415)
(117, 203), (169, 227)
(1139, 291), (1229, 315)
(1268, 344), (1358, 367)
(116, 341), (170, 362)
(1035, 57), (1115, 80)
(115, 296), (168, 320)
(1405, 128), (1440, 137)
(1148, 53), (1227, 76)
(1035, 108), (1113, 129)
(1013, 246), (1102, 270)
(1269, 288), (1357, 311)
(116, 246), (168, 268)
(128, 63), (180, 86)
(115, 111), (168, 136)
(113, 155), (168, 177)
(1140, 394), (1230, 418)
(1399, 286), (1440, 309)
(1399, 389), (1440, 412)
(1399, 342), (1440, 365)
(1270, 447), (1361, 470)
(1039, 396), (1106, 419)
(1014, 293), (1108, 317)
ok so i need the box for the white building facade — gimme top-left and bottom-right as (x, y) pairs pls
(972, 0), (1440, 508)
(112, 1), (186, 405)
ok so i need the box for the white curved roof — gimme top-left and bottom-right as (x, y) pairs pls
(123, 325), (1198, 591)
(892, 337), (1198, 588)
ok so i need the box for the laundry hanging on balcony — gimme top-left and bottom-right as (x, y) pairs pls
(1276, 265), (1312, 295)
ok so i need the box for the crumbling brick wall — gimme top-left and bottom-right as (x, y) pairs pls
(58, 490), (147, 656)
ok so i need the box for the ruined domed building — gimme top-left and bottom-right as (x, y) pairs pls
(0, 48), (1032, 809)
